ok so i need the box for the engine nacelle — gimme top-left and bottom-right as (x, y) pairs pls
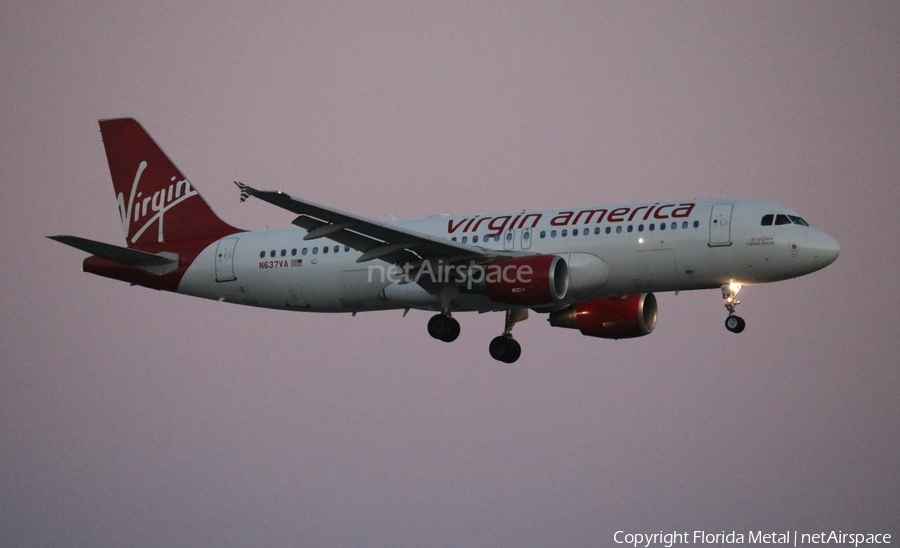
(564, 252), (609, 298)
(465, 254), (569, 306)
(548, 293), (658, 339)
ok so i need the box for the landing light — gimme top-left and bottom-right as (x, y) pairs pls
(725, 282), (743, 303)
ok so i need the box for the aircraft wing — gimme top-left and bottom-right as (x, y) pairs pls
(235, 182), (489, 266)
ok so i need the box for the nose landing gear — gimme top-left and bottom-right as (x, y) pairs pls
(489, 308), (528, 363)
(722, 282), (746, 333)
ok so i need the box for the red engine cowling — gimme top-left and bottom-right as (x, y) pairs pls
(475, 254), (569, 306)
(548, 293), (658, 339)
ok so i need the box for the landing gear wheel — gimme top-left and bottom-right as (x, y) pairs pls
(488, 309), (528, 363)
(444, 317), (460, 342)
(489, 335), (521, 363)
(725, 315), (746, 334)
(428, 314), (460, 342)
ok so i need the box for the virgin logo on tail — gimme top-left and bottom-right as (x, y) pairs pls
(116, 161), (199, 243)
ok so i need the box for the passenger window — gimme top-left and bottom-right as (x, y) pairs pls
(291, 249), (297, 256)
(761, 214), (774, 226)
(473, 235), (479, 243)
(281, 249), (286, 257)
(605, 227), (611, 234)
(345, 246), (350, 252)
(775, 214), (791, 225)
(682, 222), (688, 229)
(259, 251), (265, 259)
(523, 231), (530, 240)
(323, 246), (328, 254)
(649, 224), (655, 231)
(638, 224), (644, 232)
(627, 225), (633, 233)
(616, 226), (623, 234)
(334, 246), (339, 253)
(313, 247), (318, 255)
(462, 236), (468, 244)
(659, 223), (665, 231)
(671, 222), (677, 230)
(270, 250), (276, 258)
(595, 227), (601, 235)
(452, 237), (457, 241)
(540, 231), (546, 239)
(551, 230), (557, 238)
(561, 229), (568, 237)
(693, 221), (700, 228)
(302, 248), (308, 256)
(572, 229), (579, 236)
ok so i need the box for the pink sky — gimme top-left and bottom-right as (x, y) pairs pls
(2, 2), (898, 546)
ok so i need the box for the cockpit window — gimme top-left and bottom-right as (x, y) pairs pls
(762, 213), (810, 227)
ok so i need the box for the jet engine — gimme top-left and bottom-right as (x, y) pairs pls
(548, 293), (658, 339)
(463, 254), (569, 306)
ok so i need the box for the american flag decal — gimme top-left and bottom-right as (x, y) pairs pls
(234, 181), (256, 202)
(291, 259), (302, 267)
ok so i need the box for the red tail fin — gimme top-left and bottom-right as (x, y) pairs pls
(100, 118), (240, 250)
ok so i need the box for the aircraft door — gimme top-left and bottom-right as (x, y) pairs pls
(709, 204), (733, 247)
(504, 229), (515, 250)
(215, 237), (238, 281)
(521, 228), (532, 250)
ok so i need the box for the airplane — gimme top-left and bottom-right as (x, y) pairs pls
(50, 118), (840, 363)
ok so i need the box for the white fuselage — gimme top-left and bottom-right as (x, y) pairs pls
(178, 198), (839, 313)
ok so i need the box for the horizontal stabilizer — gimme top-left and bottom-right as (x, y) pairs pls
(48, 235), (177, 267)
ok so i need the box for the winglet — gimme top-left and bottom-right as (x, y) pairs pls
(235, 181), (257, 203)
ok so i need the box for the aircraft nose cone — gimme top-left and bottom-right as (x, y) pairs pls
(813, 231), (840, 268)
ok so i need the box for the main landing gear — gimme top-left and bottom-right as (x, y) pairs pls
(489, 309), (528, 364)
(427, 308), (527, 363)
(722, 282), (746, 334)
(427, 312), (460, 342)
